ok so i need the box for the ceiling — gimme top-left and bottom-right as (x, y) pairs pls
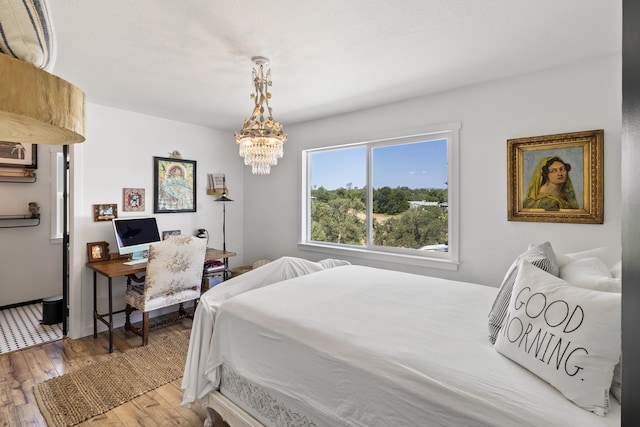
(48, 0), (621, 132)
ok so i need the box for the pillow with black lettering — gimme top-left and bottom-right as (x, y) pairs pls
(488, 241), (558, 344)
(494, 259), (620, 415)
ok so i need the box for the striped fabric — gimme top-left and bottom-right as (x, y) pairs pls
(0, 0), (56, 70)
(487, 241), (559, 344)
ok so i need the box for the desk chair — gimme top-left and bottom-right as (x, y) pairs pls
(124, 235), (206, 345)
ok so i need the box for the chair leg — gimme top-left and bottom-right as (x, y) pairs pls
(142, 312), (149, 346)
(125, 304), (134, 331)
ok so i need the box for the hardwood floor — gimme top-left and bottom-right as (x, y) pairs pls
(0, 319), (208, 426)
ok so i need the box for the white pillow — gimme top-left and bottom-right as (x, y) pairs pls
(610, 261), (622, 279)
(560, 257), (621, 293)
(555, 247), (611, 268)
(488, 242), (558, 345)
(494, 259), (621, 416)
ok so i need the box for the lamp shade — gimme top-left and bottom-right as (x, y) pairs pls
(0, 53), (85, 145)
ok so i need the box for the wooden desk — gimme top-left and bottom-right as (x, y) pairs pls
(86, 248), (236, 352)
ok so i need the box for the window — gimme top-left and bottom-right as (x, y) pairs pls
(301, 123), (459, 270)
(50, 147), (64, 241)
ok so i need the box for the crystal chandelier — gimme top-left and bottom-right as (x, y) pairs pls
(234, 56), (287, 175)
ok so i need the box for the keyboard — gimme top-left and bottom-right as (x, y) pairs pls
(123, 258), (148, 265)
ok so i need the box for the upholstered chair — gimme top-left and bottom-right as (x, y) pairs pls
(124, 235), (206, 345)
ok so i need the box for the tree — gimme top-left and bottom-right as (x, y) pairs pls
(373, 206), (447, 248)
(311, 197), (366, 245)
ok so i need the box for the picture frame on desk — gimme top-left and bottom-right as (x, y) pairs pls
(87, 241), (109, 262)
(162, 229), (181, 240)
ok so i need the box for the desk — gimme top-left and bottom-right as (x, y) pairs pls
(86, 248), (236, 352)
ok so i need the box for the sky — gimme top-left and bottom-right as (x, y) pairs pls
(310, 139), (448, 190)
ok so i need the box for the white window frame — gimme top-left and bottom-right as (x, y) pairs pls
(300, 122), (460, 271)
(50, 146), (64, 242)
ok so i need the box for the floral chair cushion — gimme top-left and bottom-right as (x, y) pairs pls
(125, 235), (206, 312)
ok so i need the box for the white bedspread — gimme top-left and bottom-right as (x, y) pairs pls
(181, 256), (350, 404)
(205, 265), (620, 426)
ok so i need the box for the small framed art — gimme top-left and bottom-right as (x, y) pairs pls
(507, 129), (604, 224)
(154, 156), (197, 213)
(123, 188), (145, 212)
(93, 203), (118, 221)
(0, 141), (37, 168)
(162, 229), (181, 240)
(87, 241), (109, 262)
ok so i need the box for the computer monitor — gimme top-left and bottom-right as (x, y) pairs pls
(112, 217), (162, 260)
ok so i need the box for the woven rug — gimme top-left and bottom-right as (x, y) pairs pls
(34, 329), (190, 427)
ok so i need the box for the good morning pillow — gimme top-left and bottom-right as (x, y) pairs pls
(494, 259), (621, 415)
(488, 241), (558, 344)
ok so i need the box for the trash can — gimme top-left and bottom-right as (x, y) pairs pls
(42, 295), (63, 325)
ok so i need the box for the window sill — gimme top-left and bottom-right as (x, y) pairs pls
(298, 242), (459, 272)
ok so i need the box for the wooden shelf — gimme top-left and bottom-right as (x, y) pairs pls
(0, 169), (37, 183)
(0, 214), (40, 228)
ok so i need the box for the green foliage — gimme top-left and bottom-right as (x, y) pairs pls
(310, 197), (366, 245)
(373, 206), (448, 249)
(310, 186), (448, 249)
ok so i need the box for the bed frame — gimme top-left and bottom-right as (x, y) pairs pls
(205, 391), (264, 427)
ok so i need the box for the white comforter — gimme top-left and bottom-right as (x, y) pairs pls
(200, 265), (620, 426)
(181, 256), (350, 404)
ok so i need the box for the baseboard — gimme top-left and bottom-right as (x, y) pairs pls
(0, 299), (43, 311)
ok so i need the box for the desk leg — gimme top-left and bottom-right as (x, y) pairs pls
(223, 258), (229, 281)
(108, 277), (113, 353)
(93, 271), (98, 338)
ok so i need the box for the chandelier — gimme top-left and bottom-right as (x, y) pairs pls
(234, 56), (287, 175)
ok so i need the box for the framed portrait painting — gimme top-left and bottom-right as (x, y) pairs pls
(154, 156), (196, 213)
(507, 129), (603, 224)
(0, 141), (37, 168)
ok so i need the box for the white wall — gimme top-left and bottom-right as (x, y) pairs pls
(0, 145), (62, 307)
(242, 54), (622, 287)
(68, 104), (245, 339)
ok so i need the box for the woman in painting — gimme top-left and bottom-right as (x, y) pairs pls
(523, 156), (579, 210)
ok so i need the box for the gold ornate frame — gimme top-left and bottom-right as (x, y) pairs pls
(507, 129), (604, 224)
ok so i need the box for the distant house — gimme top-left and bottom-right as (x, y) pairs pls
(408, 200), (448, 210)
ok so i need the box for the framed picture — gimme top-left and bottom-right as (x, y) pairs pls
(93, 203), (118, 221)
(0, 141), (37, 168)
(154, 156), (197, 213)
(123, 188), (145, 212)
(507, 129), (604, 224)
(87, 241), (109, 262)
(162, 229), (181, 240)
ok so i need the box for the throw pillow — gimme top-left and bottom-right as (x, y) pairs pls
(494, 259), (621, 415)
(0, 0), (56, 70)
(555, 247), (612, 268)
(560, 257), (621, 293)
(488, 241), (558, 344)
(610, 261), (622, 279)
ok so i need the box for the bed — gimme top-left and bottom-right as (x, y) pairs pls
(182, 248), (621, 426)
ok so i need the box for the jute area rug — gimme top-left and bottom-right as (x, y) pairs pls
(34, 329), (190, 427)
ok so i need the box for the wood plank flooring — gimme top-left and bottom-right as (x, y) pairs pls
(0, 319), (208, 426)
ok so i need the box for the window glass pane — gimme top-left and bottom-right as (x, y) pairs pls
(302, 124), (458, 266)
(309, 147), (366, 245)
(372, 140), (448, 251)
